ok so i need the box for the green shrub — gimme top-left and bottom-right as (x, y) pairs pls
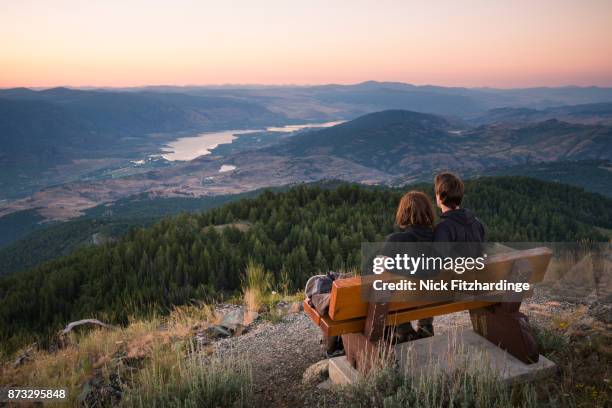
(532, 325), (570, 358)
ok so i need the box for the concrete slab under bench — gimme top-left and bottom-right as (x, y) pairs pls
(328, 328), (557, 386)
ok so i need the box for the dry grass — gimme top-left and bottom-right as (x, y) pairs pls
(0, 321), (155, 406)
(121, 344), (252, 408)
(242, 261), (272, 314)
(0, 302), (251, 407)
(337, 311), (611, 408)
(338, 328), (538, 408)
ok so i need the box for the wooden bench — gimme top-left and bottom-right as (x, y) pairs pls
(304, 247), (553, 371)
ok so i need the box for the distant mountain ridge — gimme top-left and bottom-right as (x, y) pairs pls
(0, 87), (285, 140)
(470, 102), (612, 126)
(131, 81), (612, 119)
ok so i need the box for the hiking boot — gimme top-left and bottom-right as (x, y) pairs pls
(325, 348), (345, 358)
(323, 335), (344, 358)
(393, 322), (418, 343)
(416, 325), (434, 339)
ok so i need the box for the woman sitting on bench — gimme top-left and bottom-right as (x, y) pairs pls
(384, 190), (436, 341)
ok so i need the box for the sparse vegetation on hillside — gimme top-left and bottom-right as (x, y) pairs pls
(0, 302), (253, 407)
(1, 265), (609, 407)
(0, 177), (610, 355)
(121, 348), (252, 408)
(273, 110), (612, 175)
(337, 361), (539, 408)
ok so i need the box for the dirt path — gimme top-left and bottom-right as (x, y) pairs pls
(216, 313), (332, 407)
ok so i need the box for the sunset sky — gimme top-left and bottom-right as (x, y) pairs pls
(1, 0), (611, 88)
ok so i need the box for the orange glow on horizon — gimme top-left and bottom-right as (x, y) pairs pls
(1, 0), (611, 89)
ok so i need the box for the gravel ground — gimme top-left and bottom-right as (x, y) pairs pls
(213, 308), (486, 407)
(216, 312), (333, 407)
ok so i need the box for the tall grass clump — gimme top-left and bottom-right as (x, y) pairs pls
(337, 364), (539, 408)
(337, 329), (542, 408)
(121, 343), (252, 408)
(242, 261), (272, 315)
(0, 303), (243, 407)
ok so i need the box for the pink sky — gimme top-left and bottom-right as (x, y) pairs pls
(1, 0), (611, 88)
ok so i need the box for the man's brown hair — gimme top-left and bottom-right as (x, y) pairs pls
(434, 172), (464, 209)
(395, 191), (435, 229)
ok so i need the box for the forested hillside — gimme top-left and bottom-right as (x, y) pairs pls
(0, 191), (264, 276)
(0, 177), (610, 355)
(477, 160), (612, 197)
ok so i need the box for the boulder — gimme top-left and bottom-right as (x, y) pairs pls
(302, 359), (329, 385)
(220, 308), (245, 332)
(206, 325), (232, 339)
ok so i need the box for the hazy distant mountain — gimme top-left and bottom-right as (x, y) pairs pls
(336, 82), (612, 110)
(306, 83), (483, 116)
(132, 81), (612, 119)
(0, 87), (285, 137)
(470, 103), (612, 126)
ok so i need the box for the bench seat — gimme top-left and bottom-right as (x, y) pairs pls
(304, 299), (497, 336)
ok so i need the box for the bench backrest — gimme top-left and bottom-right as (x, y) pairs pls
(328, 247), (552, 321)
(303, 247), (553, 337)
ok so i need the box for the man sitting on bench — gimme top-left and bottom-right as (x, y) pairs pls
(426, 172), (486, 337)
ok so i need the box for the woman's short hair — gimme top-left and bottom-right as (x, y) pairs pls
(434, 172), (464, 209)
(395, 191), (435, 229)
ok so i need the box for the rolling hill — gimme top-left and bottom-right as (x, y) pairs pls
(2, 108), (610, 226)
(271, 110), (612, 174)
(145, 81), (612, 119)
(270, 110), (459, 172)
(476, 160), (612, 197)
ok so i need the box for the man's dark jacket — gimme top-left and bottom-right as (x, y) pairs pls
(434, 208), (485, 242)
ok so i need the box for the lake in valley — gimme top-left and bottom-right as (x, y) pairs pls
(159, 121), (343, 161)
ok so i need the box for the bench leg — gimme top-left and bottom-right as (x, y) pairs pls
(342, 333), (393, 373)
(364, 301), (389, 341)
(470, 303), (539, 364)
